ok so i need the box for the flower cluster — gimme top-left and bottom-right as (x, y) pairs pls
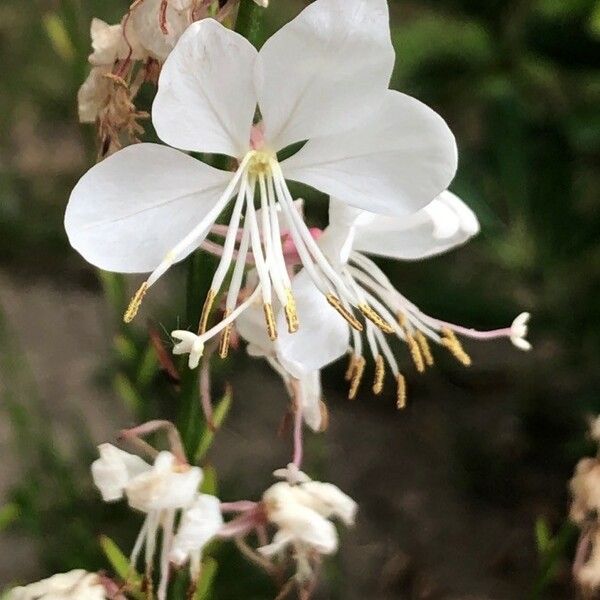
(7, 0), (532, 597)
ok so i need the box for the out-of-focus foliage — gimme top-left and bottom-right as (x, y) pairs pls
(0, 0), (598, 597)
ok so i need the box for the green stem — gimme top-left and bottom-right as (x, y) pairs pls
(234, 0), (265, 47)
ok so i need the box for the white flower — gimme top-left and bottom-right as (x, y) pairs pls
(259, 474), (356, 580)
(66, 0), (457, 357)
(236, 298), (324, 431)
(510, 312), (531, 351)
(276, 192), (527, 403)
(8, 570), (106, 600)
(253, 0), (269, 6)
(170, 494), (224, 579)
(91, 445), (218, 600)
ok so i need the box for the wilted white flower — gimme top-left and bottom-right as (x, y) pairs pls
(275, 192), (530, 404)
(8, 570), (107, 600)
(259, 470), (356, 581)
(66, 0), (457, 360)
(92, 444), (220, 600)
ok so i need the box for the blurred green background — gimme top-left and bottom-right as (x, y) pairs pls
(0, 0), (599, 598)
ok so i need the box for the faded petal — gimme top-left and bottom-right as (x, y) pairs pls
(8, 570), (106, 600)
(170, 494), (223, 565)
(91, 443), (150, 502)
(257, 0), (394, 150)
(300, 481), (357, 526)
(283, 91), (458, 218)
(276, 269), (349, 377)
(77, 67), (111, 123)
(297, 371), (323, 432)
(153, 19), (258, 156)
(65, 143), (230, 273)
(126, 451), (202, 513)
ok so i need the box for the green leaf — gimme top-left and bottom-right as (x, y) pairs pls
(136, 344), (158, 388)
(194, 391), (232, 463)
(0, 504), (19, 531)
(535, 517), (552, 555)
(113, 373), (142, 412)
(100, 534), (144, 598)
(200, 465), (218, 496)
(42, 13), (75, 62)
(194, 557), (218, 600)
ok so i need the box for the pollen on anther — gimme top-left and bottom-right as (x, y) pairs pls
(348, 356), (366, 400)
(284, 289), (299, 334)
(440, 327), (472, 367)
(326, 294), (363, 332)
(345, 353), (358, 381)
(414, 330), (434, 367)
(359, 304), (394, 334)
(263, 303), (278, 341)
(406, 334), (425, 373)
(373, 354), (385, 395)
(198, 289), (217, 335)
(123, 282), (148, 323)
(396, 373), (407, 410)
(218, 310), (233, 359)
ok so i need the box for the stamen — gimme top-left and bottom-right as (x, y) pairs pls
(414, 330), (434, 367)
(284, 288), (299, 333)
(263, 303), (277, 341)
(345, 353), (358, 381)
(406, 333), (426, 373)
(326, 294), (363, 331)
(440, 327), (472, 366)
(218, 310), (232, 359)
(123, 282), (148, 323)
(359, 303), (394, 334)
(348, 356), (366, 400)
(396, 374), (407, 410)
(198, 289), (216, 334)
(373, 354), (385, 395)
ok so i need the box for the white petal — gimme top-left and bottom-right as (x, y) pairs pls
(153, 19), (258, 156)
(300, 482), (357, 526)
(275, 270), (349, 377)
(65, 143), (230, 274)
(256, 0), (394, 150)
(130, 0), (190, 62)
(170, 494), (223, 565)
(126, 452), (202, 512)
(339, 191), (480, 261)
(298, 371), (323, 432)
(283, 91), (458, 217)
(91, 443), (150, 502)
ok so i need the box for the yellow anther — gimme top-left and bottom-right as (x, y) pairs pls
(348, 356), (366, 400)
(440, 327), (472, 366)
(406, 334), (425, 373)
(344, 353), (358, 381)
(218, 310), (232, 359)
(397, 312), (408, 328)
(396, 373), (407, 410)
(373, 354), (385, 395)
(359, 304), (394, 334)
(326, 294), (363, 332)
(284, 288), (299, 334)
(414, 330), (434, 367)
(123, 282), (148, 323)
(198, 289), (216, 334)
(263, 303), (277, 341)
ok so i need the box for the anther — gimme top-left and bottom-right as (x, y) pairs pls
(263, 303), (277, 341)
(348, 356), (366, 400)
(406, 334), (425, 373)
(218, 310), (232, 359)
(345, 354), (358, 381)
(414, 330), (434, 367)
(198, 289), (216, 334)
(359, 304), (394, 334)
(440, 327), (472, 366)
(123, 282), (148, 323)
(396, 374), (407, 410)
(284, 288), (299, 334)
(326, 294), (363, 332)
(373, 354), (385, 395)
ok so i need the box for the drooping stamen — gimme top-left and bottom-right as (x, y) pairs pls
(124, 281), (148, 323)
(359, 303), (394, 334)
(406, 333), (426, 373)
(263, 303), (277, 341)
(414, 330), (434, 367)
(198, 289), (216, 334)
(326, 294), (363, 331)
(396, 374), (407, 410)
(345, 353), (358, 381)
(373, 354), (385, 395)
(348, 356), (366, 400)
(440, 327), (472, 366)
(218, 309), (233, 359)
